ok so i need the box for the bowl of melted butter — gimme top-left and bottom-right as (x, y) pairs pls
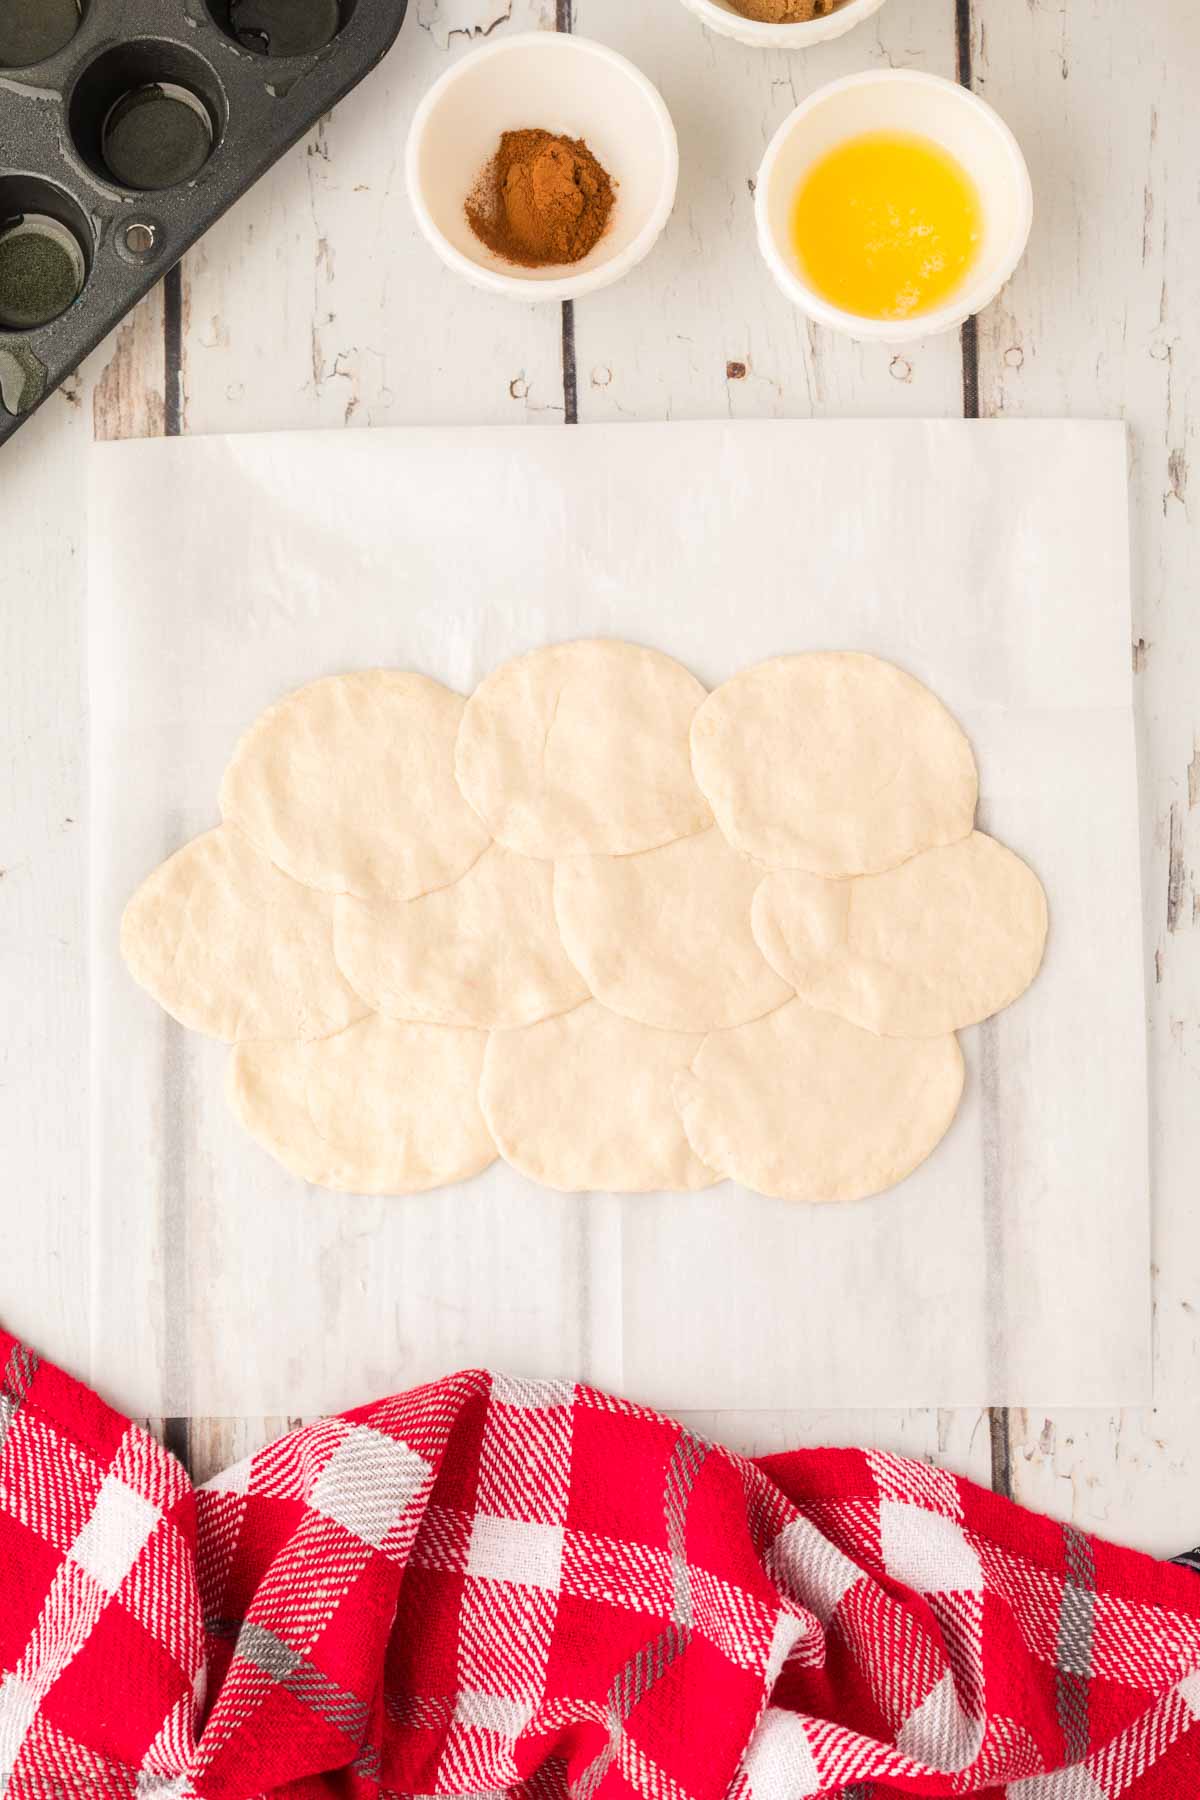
(756, 69), (1032, 340)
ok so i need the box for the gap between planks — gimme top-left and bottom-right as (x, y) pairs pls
(164, 263), (185, 439)
(557, 0), (578, 422)
(161, 266), (187, 1471)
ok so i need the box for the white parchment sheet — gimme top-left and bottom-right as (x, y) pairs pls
(84, 420), (1149, 1421)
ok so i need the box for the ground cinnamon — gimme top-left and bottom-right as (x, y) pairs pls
(465, 129), (615, 269)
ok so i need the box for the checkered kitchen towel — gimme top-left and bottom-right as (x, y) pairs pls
(2, 1333), (1199, 1798)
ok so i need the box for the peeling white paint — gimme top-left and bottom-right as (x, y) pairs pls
(416, 0), (520, 52)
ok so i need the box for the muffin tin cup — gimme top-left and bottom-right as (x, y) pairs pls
(0, 0), (409, 444)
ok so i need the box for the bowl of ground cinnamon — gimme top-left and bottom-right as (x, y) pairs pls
(676, 0), (888, 50)
(406, 32), (678, 302)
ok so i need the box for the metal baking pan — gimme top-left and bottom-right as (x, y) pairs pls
(0, 0), (408, 445)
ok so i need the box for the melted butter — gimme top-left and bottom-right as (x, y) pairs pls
(791, 130), (982, 321)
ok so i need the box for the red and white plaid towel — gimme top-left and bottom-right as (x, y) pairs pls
(1, 1331), (1199, 1798)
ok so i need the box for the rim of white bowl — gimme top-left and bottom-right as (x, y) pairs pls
(676, 0), (889, 51)
(755, 68), (1034, 343)
(405, 32), (680, 305)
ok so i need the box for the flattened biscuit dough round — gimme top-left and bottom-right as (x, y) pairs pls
(121, 825), (366, 1043)
(480, 1000), (718, 1193)
(455, 639), (712, 858)
(690, 652), (978, 876)
(221, 671), (491, 901)
(335, 843), (588, 1029)
(752, 832), (1048, 1038)
(673, 999), (963, 1203)
(228, 1015), (495, 1194)
(554, 828), (792, 1032)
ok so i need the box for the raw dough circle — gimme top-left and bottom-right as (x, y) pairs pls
(220, 671), (491, 901)
(480, 1000), (718, 1193)
(335, 843), (589, 1030)
(554, 827), (792, 1032)
(752, 832), (1048, 1037)
(689, 651), (978, 876)
(673, 999), (963, 1203)
(455, 639), (712, 858)
(121, 824), (366, 1043)
(228, 1014), (495, 1194)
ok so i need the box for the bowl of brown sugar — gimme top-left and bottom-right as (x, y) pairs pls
(406, 32), (679, 303)
(676, 0), (888, 50)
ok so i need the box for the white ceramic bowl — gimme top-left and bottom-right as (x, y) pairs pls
(406, 32), (679, 304)
(677, 0), (888, 52)
(756, 69), (1033, 341)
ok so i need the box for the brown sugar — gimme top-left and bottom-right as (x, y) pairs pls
(465, 129), (616, 269)
(729, 0), (840, 20)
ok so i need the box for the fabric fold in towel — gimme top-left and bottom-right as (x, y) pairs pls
(0, 1331), (1197, 1798)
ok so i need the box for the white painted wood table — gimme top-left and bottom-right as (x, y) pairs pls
(3, 0), (1197, 1553)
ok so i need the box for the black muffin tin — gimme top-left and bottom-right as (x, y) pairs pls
(0, 0), (408, 444)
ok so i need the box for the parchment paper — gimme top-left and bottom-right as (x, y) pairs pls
(85, 420), (1149, 1421)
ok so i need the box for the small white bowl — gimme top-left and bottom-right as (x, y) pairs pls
(678, 0), (888, 50)
(756, 69), (1033, 341)
(406, 32), (679, 304)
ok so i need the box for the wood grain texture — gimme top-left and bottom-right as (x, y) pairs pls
(178, 0), (562, 439)
(0, 0), (1193, 1550)
(0, 254), (174, 1364)
(570, 0), (962, 423)
(967, 0), (1200, 1558)
(1, 398), (90, 1376)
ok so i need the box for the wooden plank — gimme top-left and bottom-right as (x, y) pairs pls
(565, 0), (991, 1495)
(968, 0), (1200, 1557)
(0, 399), (91, 1377)
(92, 284), (169, 443)
(570, 0), (963, 424)
(0, 295), (167, 1385)
(187, 1417), (311, 1486)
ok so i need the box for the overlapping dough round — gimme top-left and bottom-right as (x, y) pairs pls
(228, 1014), (495, 1194)
(335, 843), (589, 1030)
(125, 643), (1045, 1206)
(220, 671), (490, 901)
(554, 827), (792, 1032)
(480, 1000), (718, 1193)
(752, 832), (1048, 1038)
(673, 1000), (963, 1204)
(121, 825), (366, 1043)
(689, 652), (978, 877)
(455, 639), (712, 858)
